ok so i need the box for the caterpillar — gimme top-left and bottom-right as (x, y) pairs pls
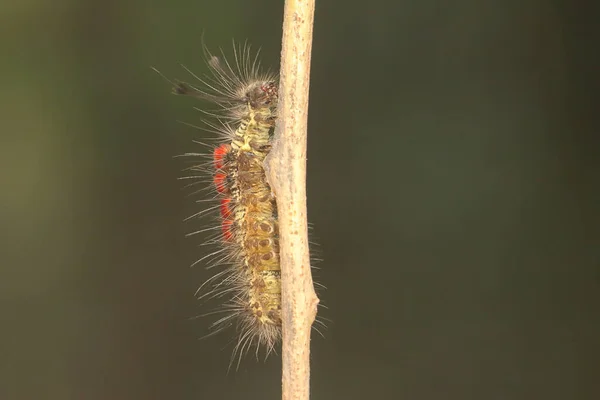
(158, 42), (282, 368)
(157, 41), (326, 370)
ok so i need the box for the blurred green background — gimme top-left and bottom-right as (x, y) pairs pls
(1, 0), (598, 399)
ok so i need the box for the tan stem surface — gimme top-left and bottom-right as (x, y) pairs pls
(264, 0), (318, 399)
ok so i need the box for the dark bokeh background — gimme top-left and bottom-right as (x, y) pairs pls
(1, 1), (598, 399)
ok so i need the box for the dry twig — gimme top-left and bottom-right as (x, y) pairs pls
(264, 0), (318, 399)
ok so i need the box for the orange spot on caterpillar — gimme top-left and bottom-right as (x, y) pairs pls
(213, 144), (230, 170)
(221, 218), (234, 241)
(213, 173), (228, 194)
(220, 198), (232, 219)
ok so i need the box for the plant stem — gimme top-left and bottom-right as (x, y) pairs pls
(264, 0), (318, 399)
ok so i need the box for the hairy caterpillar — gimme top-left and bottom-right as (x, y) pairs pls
(157, 41), (326, 370)
(157, 42), (282, 368)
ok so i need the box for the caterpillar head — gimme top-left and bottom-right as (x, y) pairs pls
(245, 81), (278, 110)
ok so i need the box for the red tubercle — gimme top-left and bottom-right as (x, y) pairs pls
(221, 218), (234, 241)
(214, 144), (234, 242)
(220, 198), (232, 219)
(213, 144), (231, 170)
(214, 173), (228, 194)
